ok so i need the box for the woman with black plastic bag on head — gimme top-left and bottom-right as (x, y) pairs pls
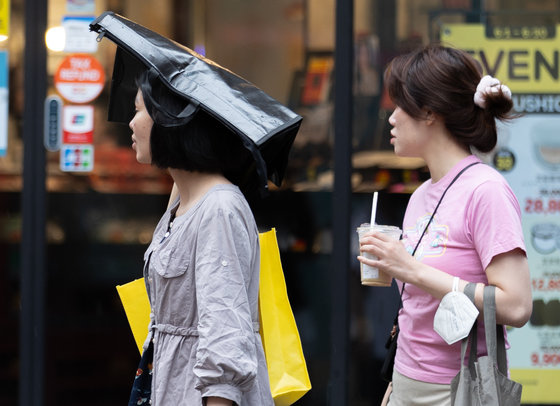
(357, 44), (532, 405)
(89, 12), (303, 405)
(127, 69), (274, 406)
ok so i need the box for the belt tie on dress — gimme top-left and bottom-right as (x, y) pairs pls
(152, 321), (260, 337)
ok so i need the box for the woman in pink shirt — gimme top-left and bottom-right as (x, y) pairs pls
(358, 45), (532, 405)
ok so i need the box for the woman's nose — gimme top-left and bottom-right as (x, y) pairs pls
(388, 111), (396, 126)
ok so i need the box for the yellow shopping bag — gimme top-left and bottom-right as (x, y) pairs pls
(116, 278), (151, 354)
(259, 228), (312, 406)
(116, 228), (312, 404)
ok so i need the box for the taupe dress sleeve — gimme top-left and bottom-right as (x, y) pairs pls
(192, 198), (260, 403)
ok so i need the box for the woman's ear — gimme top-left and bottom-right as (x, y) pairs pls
(425, 110), (436, 126)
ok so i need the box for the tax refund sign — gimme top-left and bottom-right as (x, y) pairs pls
(54, 54), (104, 172)
(442, 24), (560, 404)
(54, 54), (105, 104)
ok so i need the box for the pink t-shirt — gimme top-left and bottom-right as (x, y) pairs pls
(395, 155), (526, 384)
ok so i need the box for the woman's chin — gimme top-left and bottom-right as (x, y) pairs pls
(136, 154), (151, 165)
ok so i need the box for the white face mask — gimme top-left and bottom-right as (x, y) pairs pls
(433, 277), (479, 345)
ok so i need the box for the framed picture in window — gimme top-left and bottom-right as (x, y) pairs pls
(300, 51), (334, 107)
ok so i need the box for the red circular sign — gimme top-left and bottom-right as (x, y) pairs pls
(54, 54), (105, 103)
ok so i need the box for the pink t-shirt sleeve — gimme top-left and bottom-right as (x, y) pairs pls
(467, 179), (526, 270)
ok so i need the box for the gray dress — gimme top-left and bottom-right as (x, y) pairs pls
(143, 184), (273, 405)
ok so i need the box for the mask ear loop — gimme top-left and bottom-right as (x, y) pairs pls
(452, 276), (459, 293)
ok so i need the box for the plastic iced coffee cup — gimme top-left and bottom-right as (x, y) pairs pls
(357, 223), (402, 287)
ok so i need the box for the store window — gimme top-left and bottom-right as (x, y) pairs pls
(3, 0), (559, 405)
(350, 1), (560, 405)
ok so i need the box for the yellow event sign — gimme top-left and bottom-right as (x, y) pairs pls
(511, 370), (560, 404)
(441, 24), (560, 93)
(0, 0), (9, 38)
(443, 24), (560, 405)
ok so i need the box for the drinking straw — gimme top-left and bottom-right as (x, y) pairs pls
(370, 191), (378, 225)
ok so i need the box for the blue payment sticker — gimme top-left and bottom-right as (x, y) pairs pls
(60, 144), (94, 172)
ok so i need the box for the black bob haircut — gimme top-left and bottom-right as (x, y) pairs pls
(136, 69), (255, 186)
